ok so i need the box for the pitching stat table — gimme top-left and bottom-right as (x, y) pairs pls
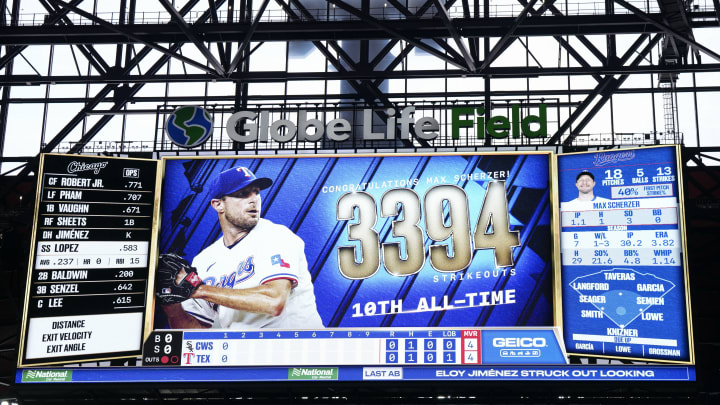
(559, 147), (691, 362)
(20, 154), (158, 365)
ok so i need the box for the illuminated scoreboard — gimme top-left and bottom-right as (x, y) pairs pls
(19, 154), (159, 366)
(142, 328), (567, 367)
(558, 146), (692, 363)
(15, 148), (695, 384)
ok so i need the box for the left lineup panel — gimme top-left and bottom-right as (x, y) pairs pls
(18, 154), (161, 366)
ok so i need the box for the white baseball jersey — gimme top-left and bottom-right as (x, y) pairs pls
(560, 196), (609, 212)
(182, 218), (324, 329)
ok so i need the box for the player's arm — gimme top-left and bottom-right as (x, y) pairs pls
(162, 303), (211, 329)
(191, 279), (292, 317)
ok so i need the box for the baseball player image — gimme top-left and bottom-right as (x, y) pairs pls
(156, 166), (324, 330)
(566, 171), (608, 203)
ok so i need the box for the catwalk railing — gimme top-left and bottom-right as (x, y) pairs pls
(40, 132), (682, 155)
(5, 0), (715, 26)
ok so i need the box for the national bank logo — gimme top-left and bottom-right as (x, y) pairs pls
(22, 369), (73, 382)
(165, 106), (213, 148)
(288, 367), (338, 380)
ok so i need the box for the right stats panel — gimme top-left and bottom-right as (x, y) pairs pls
(558, 146), (693, 363)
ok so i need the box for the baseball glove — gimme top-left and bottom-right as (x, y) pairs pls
(156, 253), (203, 305)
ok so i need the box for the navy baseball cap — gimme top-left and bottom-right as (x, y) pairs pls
(209, 166), (272, 199)
(576, 170), (595, 181)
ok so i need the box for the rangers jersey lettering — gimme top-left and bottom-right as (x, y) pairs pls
(182, 219), (324, 329)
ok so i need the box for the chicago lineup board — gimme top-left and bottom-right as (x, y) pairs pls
(17, 148), (694, 382)
(18, 154), (160, 366)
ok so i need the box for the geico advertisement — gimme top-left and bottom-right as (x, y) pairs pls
(153, 153), (554, 330)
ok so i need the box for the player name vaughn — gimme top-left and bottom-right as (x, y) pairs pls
(351, 289), (516, 317)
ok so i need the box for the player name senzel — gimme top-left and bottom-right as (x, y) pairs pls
(607, 328), (638, 336)
(51, 270), (88, 280)
(47, 284), (79, 294)
(58, 203), (89, 213)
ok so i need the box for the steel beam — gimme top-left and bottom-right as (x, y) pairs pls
(9, 85), (720, 105)
(4, 62), (720, 86)
(518, 0), (608, 66)
(0, 0), (19, 160)
(280, 1), (428, 147)
(0, 0), (216, 188)
(325, 0), (467, 70)
(227, 0), (271, 74)
(0, 0), (82, 71)
(47, 0), (223, 76)
(432, 0), (476, 71)
(1, 13), (718, 46)
(37, 0), (110, 75)
(479, 0), (539, 72)
(546, 34), (662, 146)
(614, 0), (720, 62)
(159, 0), (225, 75)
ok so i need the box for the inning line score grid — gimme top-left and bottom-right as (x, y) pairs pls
(143, 328), (568, 367)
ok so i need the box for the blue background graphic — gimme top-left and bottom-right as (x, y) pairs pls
(156, 154), (553, 328)
(558, 146), (691, 362)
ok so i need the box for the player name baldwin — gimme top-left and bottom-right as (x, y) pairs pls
(352, 289), (516, 317)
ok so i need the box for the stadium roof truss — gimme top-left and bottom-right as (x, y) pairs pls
(0, 1), (716, 168)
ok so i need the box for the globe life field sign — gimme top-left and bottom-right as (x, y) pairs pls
(165, 106), (213, 148)
(222, 104), (547, 144)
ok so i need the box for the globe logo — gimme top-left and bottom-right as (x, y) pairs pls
(165, 106), (213, 148)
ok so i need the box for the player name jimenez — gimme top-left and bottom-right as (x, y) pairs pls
(352, 289), (515, 317)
